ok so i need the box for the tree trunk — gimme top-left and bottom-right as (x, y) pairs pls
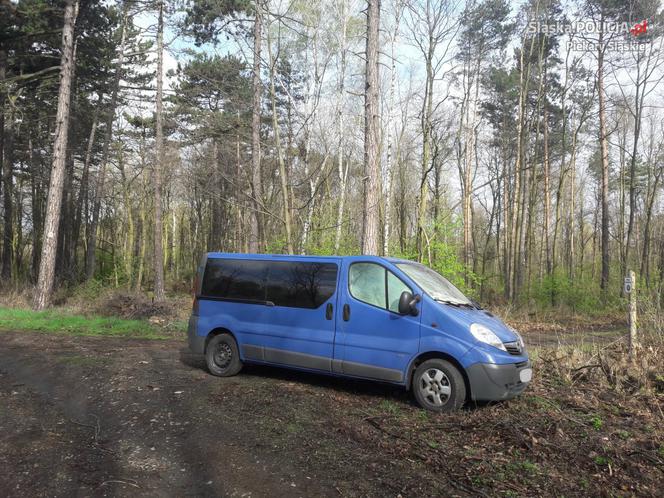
(334, 0), (349, 254)
(153, 0), (166, 300)
(625, 55), (646, 273)
(1, 92), (13, 281)
(118, 147), (134, 288)
(362, 0), (380, 256)
(299, 24), (322, 253)
(383, 2), (404, 257)
(598, 25), (610, 298)
(462, 56), (481, 280)
(235, 122), (243, 252)
(507, 42), (525, 301)
(249, 0), (263, 253)
(542, 71), (552, 278)
(266, 25), (293, 254)
(33, 0), (79, 310)
(72, 111), (98, 267)
(383, 3), (401, 256)
(135, 197), (147, 292)
(641, 167), (662, 286)
(417, 47), (434, 261)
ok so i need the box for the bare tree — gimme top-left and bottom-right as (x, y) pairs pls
(383, 0), (405, 256)
(597, 16), (610, 297)
(406, 0), (457, 261)
(333, 0), (354, 254)
(266, 15), (294, 254)
(249, 0), (264, 253)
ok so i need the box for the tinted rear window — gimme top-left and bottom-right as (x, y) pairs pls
(202, 259), (268, 302)
(266, 261), (338, 309)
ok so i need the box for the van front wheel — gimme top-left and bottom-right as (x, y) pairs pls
(206, 334), (243, 377)
(412, 359), (466, 412)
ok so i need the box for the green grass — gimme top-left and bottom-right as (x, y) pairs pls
(590, 415), (603, 431)
(0, 307), (169, 339)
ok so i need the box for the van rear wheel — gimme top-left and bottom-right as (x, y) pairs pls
(412, 359), (466, 412)
(206, 334), (242, 377)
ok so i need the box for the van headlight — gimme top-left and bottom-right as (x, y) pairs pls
(470, 323), (506, 351)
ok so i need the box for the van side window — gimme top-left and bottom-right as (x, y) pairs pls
(387, 271), (410, 312)
(349, 263), (410, 311)
(267, 262), (338, 309)
(349, 263), (385, 307)
(202, 259), (268, 302)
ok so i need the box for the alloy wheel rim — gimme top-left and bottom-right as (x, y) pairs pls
(419, 368), (452, 406)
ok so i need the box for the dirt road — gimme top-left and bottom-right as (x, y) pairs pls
(0, 331), (661, 497)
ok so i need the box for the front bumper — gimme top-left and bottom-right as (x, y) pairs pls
(187, 315), (205, 354)
(466, 360), (531, 401)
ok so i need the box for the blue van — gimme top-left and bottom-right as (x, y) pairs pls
(188, 253), (531, 411)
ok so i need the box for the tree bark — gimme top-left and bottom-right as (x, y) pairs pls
(33, 0), (79, 310)
(542, 70), (552, 278)
(362, 0), (381, 256)
(383, 2), (402, 256)
(623, 65), (639, 273)
(333, 0), (349, 254)
(1, 88), (13, 281)
(598, 24), (610, 298)
(640, 164), (662, 286)
(0, 47), (12, 281)
(153, 0), (166, 300)
(249, 0), (263, 253)
(417, 43), (434, 261)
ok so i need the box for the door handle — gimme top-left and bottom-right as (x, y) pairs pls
(325, 303), (333, 320)
(343, 304), (350, 321)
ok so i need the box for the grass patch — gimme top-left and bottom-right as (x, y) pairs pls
(378, 399), (402, 416)
(590, 415), (603, 431)
(0, 307), (169, 339)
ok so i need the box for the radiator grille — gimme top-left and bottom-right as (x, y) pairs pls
(504, 341), (523, 355)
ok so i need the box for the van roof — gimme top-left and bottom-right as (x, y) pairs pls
(205, 252), (415, 264)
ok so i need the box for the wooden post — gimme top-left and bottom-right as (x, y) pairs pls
(627, 270), (638, 361)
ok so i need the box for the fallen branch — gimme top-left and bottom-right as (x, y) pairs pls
(98, 479), (140, 489)
(572, 363), (602, 372)
(68, 413), (100, 440)
(364, 417), (408, 441)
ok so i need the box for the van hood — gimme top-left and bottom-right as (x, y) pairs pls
(431, 301), (517, 343)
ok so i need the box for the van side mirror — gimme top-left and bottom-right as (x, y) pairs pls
(398, 291), (420, 316)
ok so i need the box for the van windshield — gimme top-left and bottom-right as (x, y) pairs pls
(395, 262), (472, 306)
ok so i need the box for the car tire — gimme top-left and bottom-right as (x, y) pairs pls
(205, 333), (243, 377)
(412, 359), (466, 412)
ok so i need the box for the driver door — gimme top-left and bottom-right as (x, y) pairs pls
(333, 261), (421, 383)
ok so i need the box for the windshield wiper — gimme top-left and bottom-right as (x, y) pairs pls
(434, 298), (474, 308)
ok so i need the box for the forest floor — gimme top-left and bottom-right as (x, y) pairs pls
(0, 323), (662, 497)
